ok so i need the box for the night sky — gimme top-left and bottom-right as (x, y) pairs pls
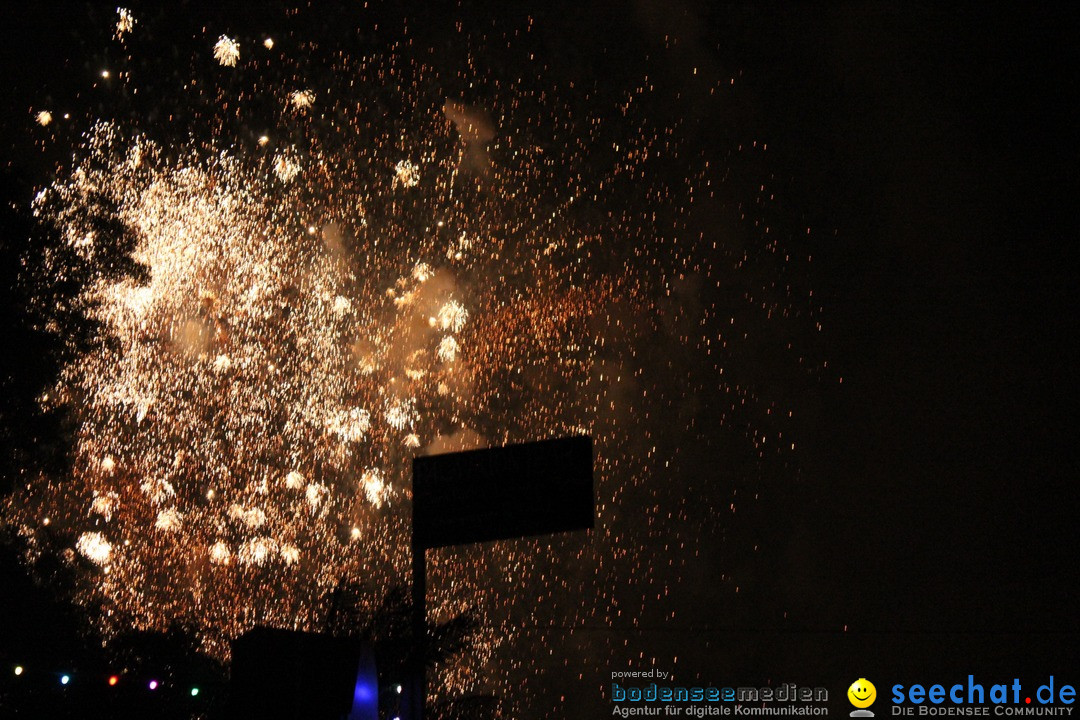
(1, 3), (1076, 719)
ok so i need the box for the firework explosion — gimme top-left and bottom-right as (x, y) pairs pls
(4, 6), (818, 717)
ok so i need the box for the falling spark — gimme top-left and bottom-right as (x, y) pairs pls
(384, 398), (417, 431)
(289, 90), (315, 110)
(239, 537), (275, 566)
(446, 233), (474, 261)
(393, 160), (420, 188)
(305, 483), (329, 512)
(77, 532), (112, 565)
(361, 468), (387, 507)
(115, 8), (135, 39)
(273, 152), (300, 182)
(90, 492), (119, 521)
(436, 335), (459, 363)
(155, 508), (183, 532)
(213, 35), (240, 67)
(209, 542), (231, 565)
(412, 262), (434, 282)
(437, 300), (468, 332)
(332, 295), (352, 315)
(327, 408), (372, 443)
(140, 479), (176, 506)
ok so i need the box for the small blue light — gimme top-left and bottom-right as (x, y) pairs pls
(349, 647), (379, 720)
(353, 680), (374, 702)
(61, 674), (71, 685)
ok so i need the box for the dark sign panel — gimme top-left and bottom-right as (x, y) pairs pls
(412, 435), (594, 549)
(229, 628), (377, 720)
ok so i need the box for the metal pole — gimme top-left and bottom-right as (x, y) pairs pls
(411, 541), (426, 720)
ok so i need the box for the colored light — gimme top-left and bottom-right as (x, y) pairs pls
(61, 675), (71, 685)
(352, 679), (374, 703)
(148, 680), (159, 690)
(14, 666), (24, 676)
(190, 687), (200, 697)
(109, 675), (119, 686)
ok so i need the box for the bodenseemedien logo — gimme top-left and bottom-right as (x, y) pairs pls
(849, 679), (877, 718)
(608, 671), (830, 717)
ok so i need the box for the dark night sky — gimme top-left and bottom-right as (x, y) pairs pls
(743, 6), (1078, 633)
(1, 2), (1077, 717)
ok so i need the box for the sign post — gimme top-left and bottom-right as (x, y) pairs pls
(409, 435), (594, 719)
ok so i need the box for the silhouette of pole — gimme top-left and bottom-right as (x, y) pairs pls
(411, 540), (426, 720)
(409, 436), (593, 720)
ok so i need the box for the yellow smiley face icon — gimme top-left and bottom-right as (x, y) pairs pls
(848, 679), (877, 708)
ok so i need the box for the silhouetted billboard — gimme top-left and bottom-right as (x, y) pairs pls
(412, 435), (594, 549)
